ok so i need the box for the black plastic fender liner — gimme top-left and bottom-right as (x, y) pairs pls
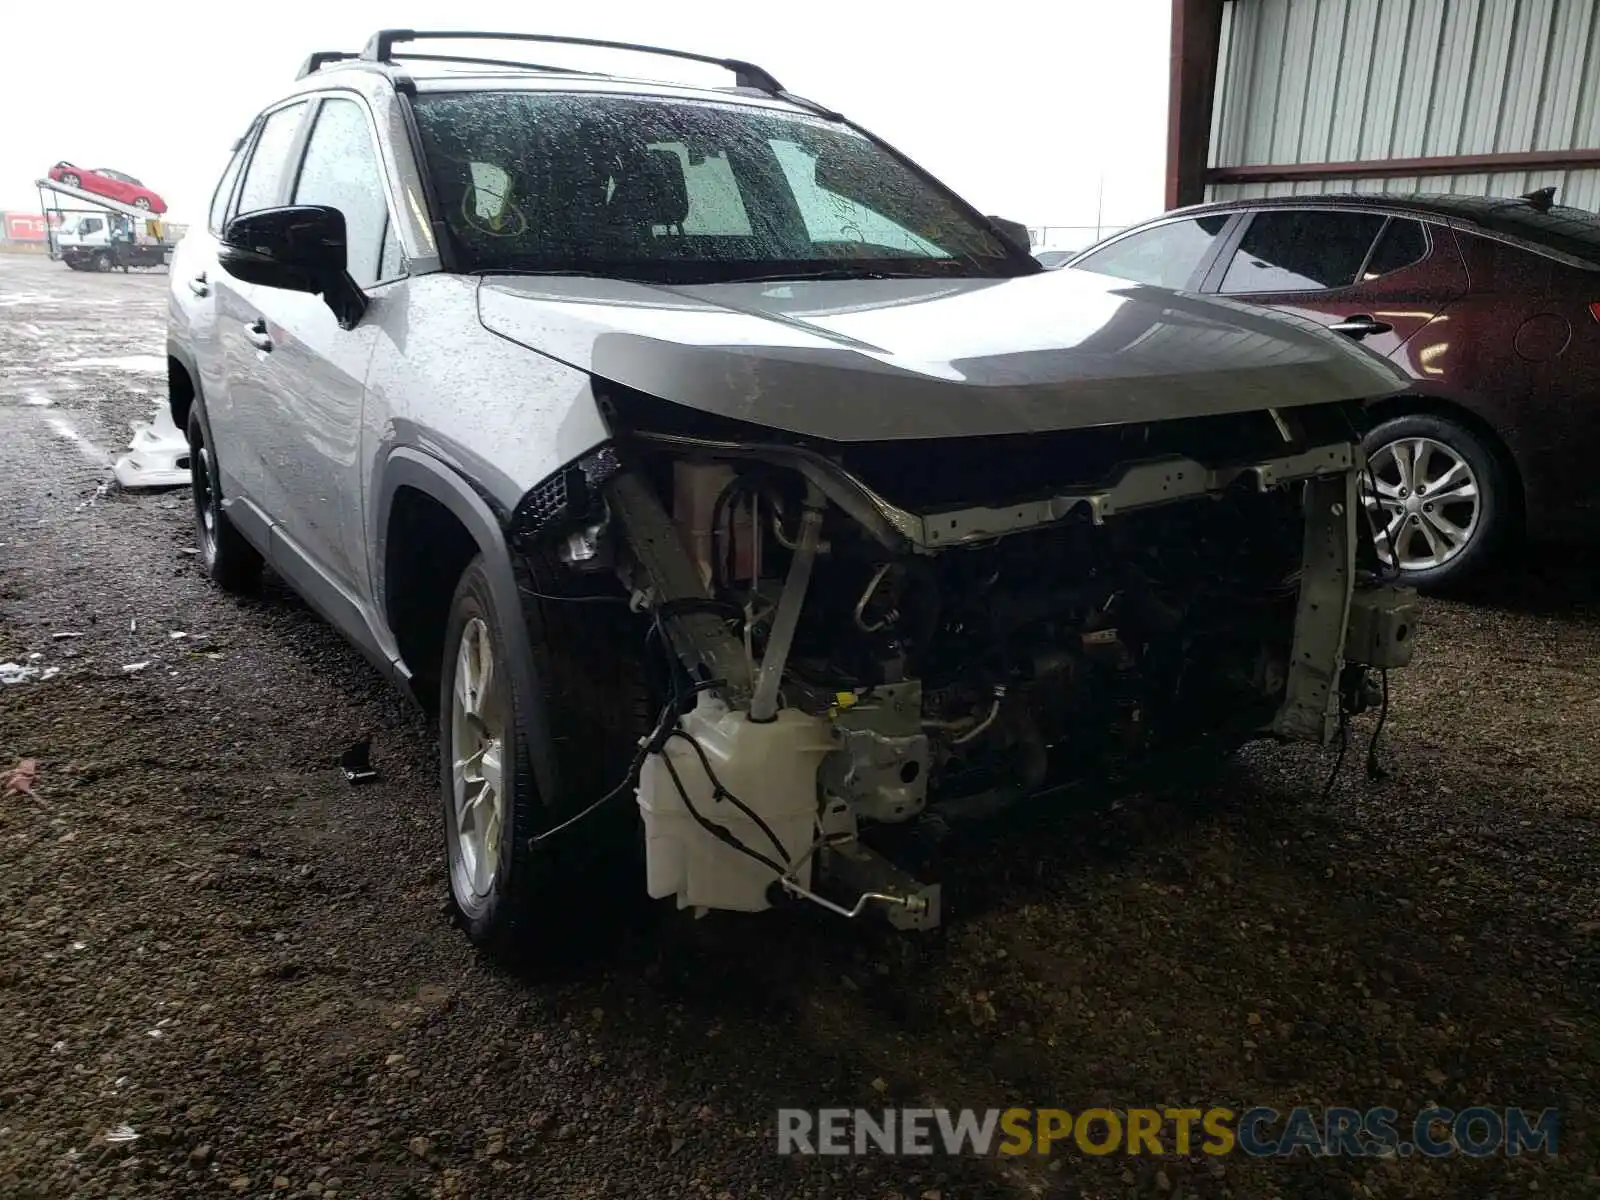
(376, 447), (562, 811)
(165, 338), (202, 421)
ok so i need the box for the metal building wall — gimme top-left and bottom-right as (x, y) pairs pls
(1205, 0), (1600, 208)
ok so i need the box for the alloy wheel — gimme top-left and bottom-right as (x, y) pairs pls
(1363, 436), (1481, 570)
(449, 616), (508, 905)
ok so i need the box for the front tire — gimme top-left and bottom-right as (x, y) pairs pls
(1362, 413), (1512, 589)
(440, 553), (654, 958)
(187, 408), (262, 594)
(61, 173), (81, 188)
(133, 197), (152, 211)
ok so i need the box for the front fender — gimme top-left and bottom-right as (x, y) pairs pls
(373, 447), (560, 808)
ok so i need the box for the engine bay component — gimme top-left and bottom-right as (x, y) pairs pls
(749, 483), (825, 723)
(637, 695), (835, 912)
(1345, 584), (1420, 669)
(597, 403), (1413, 930)
(800, 839), (940, 931)
(821, 682), (930, 823)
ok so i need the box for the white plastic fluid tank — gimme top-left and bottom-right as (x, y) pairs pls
(637, 696), (836, 912)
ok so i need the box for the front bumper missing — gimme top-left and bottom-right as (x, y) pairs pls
(811, 840), (942, 932)
(630, 431), (1357, 555)
(914, 442), (1356, 549)
(1271, 463), (1420, 745)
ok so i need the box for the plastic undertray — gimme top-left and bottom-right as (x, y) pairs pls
(112, 403), (190, 490)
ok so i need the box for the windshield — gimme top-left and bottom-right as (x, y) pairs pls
(410, 90), (1029, 282)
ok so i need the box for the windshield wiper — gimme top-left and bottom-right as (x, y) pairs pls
(717, 267), (952, 283)
(467, 267), (658, 283)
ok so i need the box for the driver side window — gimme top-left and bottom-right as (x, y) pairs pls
(291, 96), (401, 288)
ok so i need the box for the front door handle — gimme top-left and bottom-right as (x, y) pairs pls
(188, 272), (208, 297)
(245, 319), (273, 352)
(1329, 314), (1394, 338)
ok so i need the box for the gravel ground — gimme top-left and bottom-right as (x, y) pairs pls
(1, 252), (1597, 1199)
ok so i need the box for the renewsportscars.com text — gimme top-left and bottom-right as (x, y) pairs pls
(776, 1106), (1559, 1159)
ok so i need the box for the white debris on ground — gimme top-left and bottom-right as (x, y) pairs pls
(0, 662), (59, 685)
(111, 400), (189, 489)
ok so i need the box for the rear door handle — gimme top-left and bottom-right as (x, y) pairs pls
(188, 272), (208, 297)
(1329, 314), (1394, 338)
(245, 319), (273, 352)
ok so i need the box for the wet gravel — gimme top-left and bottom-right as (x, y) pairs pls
(1, 252), (1597, 1198)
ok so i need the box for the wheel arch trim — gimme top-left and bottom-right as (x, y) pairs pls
(375, 447), (561, 808)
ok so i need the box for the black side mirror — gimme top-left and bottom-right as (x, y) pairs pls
(986, 215), (1033, 256)
(220, 205), (366, 328)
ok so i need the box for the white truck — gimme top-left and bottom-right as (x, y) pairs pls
(35, 178), (181, 271)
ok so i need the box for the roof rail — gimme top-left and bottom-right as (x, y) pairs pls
(297, 50), (358, 78)
(390, 51), (586, 76)
(358, 29), (785, 93)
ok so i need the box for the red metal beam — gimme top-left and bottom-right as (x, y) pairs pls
(1165, 0), (1227, 210)
(1208, 148), (1600, 185)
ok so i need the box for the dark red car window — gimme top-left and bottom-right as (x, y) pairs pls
(1362, 219), (1428, 279)
(1220, 211), (1387, 293)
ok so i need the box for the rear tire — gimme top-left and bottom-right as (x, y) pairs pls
(1362, 412), (1513, 590)
(93, 251), (112, 273)
(187, 408), (262, 594)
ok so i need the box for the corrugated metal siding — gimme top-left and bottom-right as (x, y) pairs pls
(1206, 0), (1600, 206)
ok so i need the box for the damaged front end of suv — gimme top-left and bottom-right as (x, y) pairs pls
(387, 62), (1420, 939)
(505, 314), (1418, 932)
(177, 36), (1423, 951)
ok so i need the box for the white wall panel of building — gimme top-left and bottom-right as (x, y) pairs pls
(1205, 0), (1600, 207)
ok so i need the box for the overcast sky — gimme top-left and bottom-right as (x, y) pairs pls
(0, 1), (1170, 240)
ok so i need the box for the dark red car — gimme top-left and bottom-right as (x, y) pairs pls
(47, 162), (168, 214)
(1067, 191), (1600, 587)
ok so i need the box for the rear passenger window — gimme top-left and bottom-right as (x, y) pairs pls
(235, 101), (308, 216)
(1073, 216), (1232, 290)
(1220, 211), (1386, 293)
(208, 142), (247, 233)
(1362, 219), (1428, 280)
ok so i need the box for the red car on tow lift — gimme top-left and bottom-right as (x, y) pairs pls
(47, 162), (167, 214)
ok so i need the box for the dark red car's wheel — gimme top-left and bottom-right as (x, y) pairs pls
(61, 172), (81, 188)
(1362, 413), (1512, 589)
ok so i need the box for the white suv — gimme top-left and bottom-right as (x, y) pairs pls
(168, 29), (1417, 960)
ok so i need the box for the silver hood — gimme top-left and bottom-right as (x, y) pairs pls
(477, 267), (1407, 443)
